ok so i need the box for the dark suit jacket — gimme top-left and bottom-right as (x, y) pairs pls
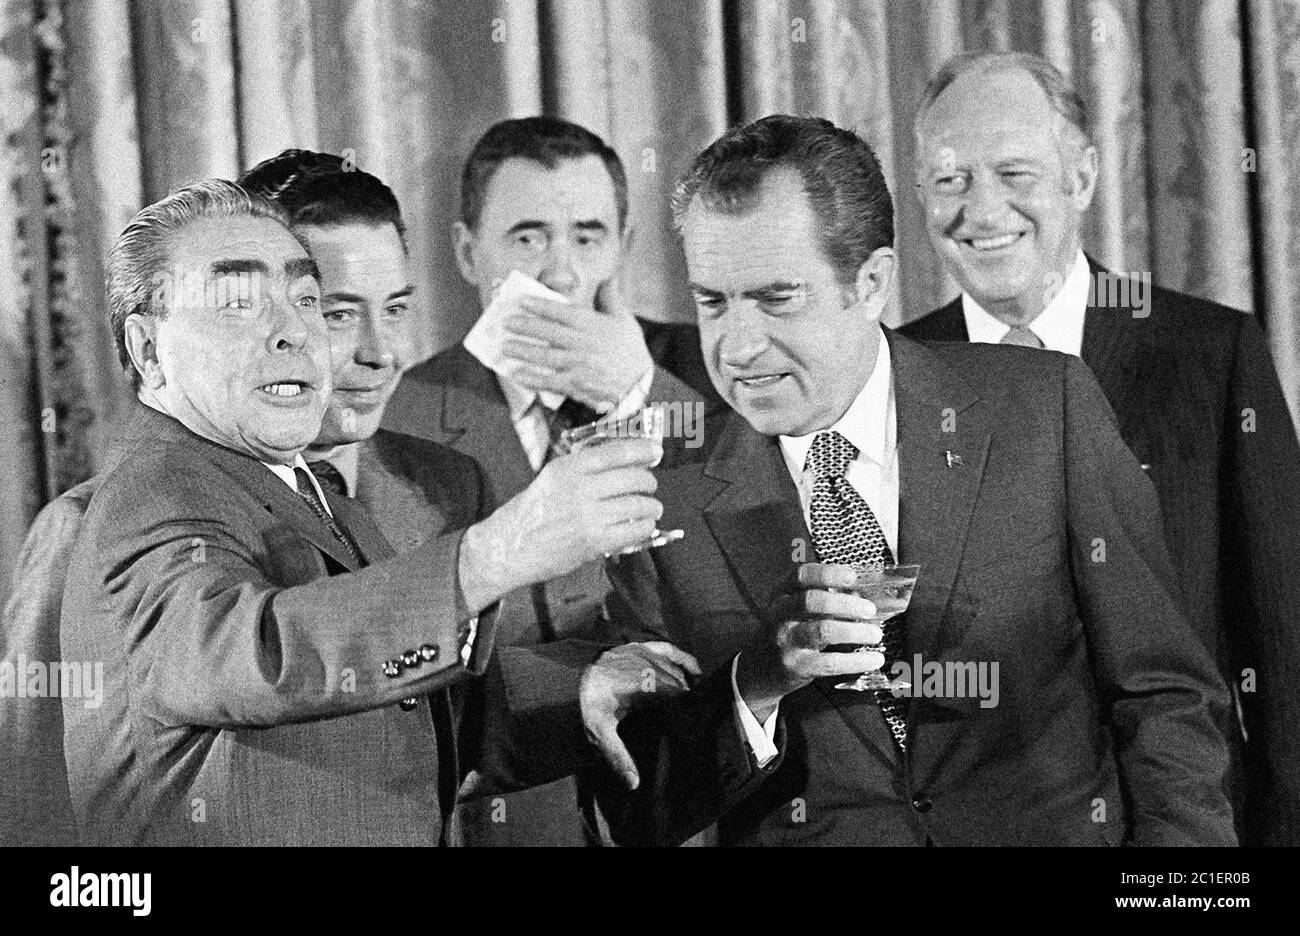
(598, 330), (1236, 846)
(639, 318), (724, 410)
(59, 404), (497, 846)
(901, 264), (1300, 846)
(382, 331), (706, 845)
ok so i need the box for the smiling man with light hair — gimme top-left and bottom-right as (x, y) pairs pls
(902, 49), (1300, 846)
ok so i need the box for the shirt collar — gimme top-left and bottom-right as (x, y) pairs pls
(778, 329), (894, 476)
(960, 249), (1090, 356)
(261, 453), (329, 510)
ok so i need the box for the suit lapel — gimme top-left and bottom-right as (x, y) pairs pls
(119, 404), (368, 572)
(329, 493), (395, 565)
(233, 458), (366, 572)
(1079, 257), (1153, 424)
(888, 331), (991, 659)
(438, 347), (537, 505)
(700, 415), (808, 615)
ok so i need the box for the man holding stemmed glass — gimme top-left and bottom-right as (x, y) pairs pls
(581, 115), (1236, 847)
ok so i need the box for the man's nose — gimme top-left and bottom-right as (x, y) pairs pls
(266, 297), (319, 352)
(537, 244), (579, 298)
(718, 306), (769, 365)
(354, 314), (400, 369)
(960, 172), (1010, 229)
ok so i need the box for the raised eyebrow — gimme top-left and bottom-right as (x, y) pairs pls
(323, 291), (367, 304)
(210, 258), (268, 277)
(386, 285), (415, 301)
(285, 257), (320, 282)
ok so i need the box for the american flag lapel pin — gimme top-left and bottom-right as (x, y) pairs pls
(945, 450), (964, 468)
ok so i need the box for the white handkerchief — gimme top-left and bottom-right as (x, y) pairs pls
(463, 270), (568, 410)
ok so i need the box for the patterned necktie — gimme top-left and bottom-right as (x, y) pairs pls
(307, 459), (347, 498)
(1000, 325), (1044, 348)
(805, 430), (909, 752)
(294, 466), (363, 567)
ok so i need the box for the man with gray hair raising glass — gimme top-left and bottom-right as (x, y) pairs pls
(902, 51), (1300, 845)
(58, 179), (663, 845)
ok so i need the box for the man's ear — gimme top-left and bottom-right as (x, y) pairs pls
(1068, 143), (1099, 212)
(124, 313), (164, 390)
(452, 221), (478, 286)
(853, 246), (897, 317)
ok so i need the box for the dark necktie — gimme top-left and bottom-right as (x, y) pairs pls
(805, 430), (908, 752)
(294, 466), (363, 567)
(307, 459), (347, 498)
(540, 397), (601, 463)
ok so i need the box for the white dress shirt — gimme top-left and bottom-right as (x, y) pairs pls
(732, 332), (899, 766)
(961, 249), (1091, 356)
(262, 455), (332, 514)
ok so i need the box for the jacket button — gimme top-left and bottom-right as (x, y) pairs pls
(381, 659), (402, 678)
(417, 643), (439, 663)
(399, 697), (419, 712)
(912, 796), (932, 813)
(400, 649), (421, 669)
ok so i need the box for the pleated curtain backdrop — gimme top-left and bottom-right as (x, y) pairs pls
(2, 0), (1299, 604)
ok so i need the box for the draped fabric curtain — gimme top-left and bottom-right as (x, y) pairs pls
(3, 0), (1299, 601)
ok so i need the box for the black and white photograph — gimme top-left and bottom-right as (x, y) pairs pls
(0, 0), (1295, 912)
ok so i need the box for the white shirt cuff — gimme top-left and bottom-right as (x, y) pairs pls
(609, 367), (655, 419)
(460, 616), (479, 666)
(730, 655), (779, 768)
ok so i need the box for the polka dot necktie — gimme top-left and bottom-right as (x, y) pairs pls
(805, 430), (909, 752)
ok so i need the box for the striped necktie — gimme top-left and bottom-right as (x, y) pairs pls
(294, 466), (363, 567)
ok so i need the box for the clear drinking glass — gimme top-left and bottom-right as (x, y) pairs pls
(835, 563), (921, 692)
(554, 406), (685, 555)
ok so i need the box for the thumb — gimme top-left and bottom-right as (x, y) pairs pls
(587, 716), (641, 791)
(639, 641), (703, 677)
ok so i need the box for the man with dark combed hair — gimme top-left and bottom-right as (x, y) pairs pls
(384, 116), (710, 846)
(577, 114), (1236, 847)
(902, 50), (1300, 846)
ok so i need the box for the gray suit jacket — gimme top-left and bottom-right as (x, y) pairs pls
(0, 479), (96, 845)
(60, 404), (498, 845)
(383, 342), (701, 845)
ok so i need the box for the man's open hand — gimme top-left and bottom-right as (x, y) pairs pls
(580, 641), (702, 790)
(501, 293), (653, 412)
